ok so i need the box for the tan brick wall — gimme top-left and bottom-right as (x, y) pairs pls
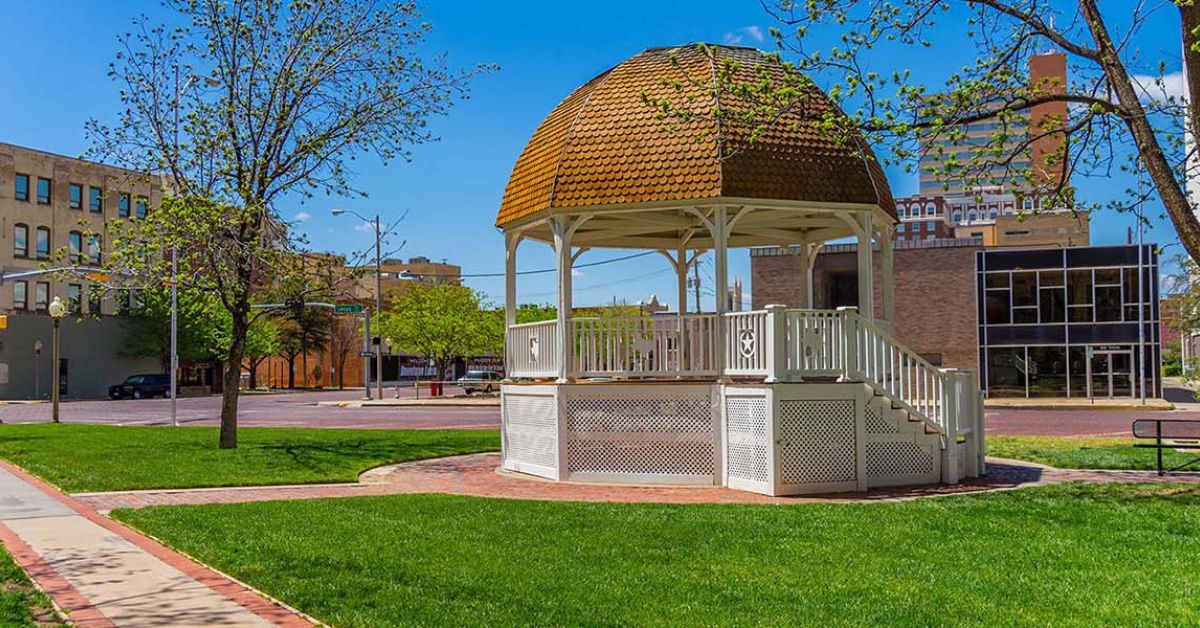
(751, 243), (982, 370)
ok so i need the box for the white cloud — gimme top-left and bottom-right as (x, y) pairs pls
(293, 211), (311, 222)
(1131, 70), (1186, 104)
(722, 26), (765, 46)
(571, 268), (584, 277)
(354, 221), (374, 233)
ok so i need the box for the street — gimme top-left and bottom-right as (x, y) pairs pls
(0, 387), (499, 430)
(3, 386), (1197, 436)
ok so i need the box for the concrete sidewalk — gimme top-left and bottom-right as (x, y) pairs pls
(0, 461), (312, 626)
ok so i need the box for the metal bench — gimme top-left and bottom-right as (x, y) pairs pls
(1132, 419), (1200, 476)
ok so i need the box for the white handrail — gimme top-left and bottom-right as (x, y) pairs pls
(506, 319), (558, 378)
(843, 310), (947, 433)
(571, 315), (718, 378)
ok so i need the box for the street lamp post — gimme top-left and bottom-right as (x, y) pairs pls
(48, 297), (67, 423)
(332, 208), (385, 400)
(171, 68), (221, 426)
(33, 339), (42, 400)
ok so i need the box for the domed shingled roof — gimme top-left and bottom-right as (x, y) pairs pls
(496, 44), (895, 228)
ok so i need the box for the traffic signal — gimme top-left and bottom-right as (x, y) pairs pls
(0, 315), (6, 330)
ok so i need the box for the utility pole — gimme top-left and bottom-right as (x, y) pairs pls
(692, 258), (701, 313)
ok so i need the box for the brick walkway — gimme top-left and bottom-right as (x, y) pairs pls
(0, 460), (313, 627)
(73, 454), (1200, 513)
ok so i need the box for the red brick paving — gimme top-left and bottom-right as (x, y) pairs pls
(73, 453), (1200, 512)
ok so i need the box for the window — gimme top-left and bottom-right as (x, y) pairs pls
(89, 186), (103, 212)
(13, 224), (28, 258)
(897, 223), (906, 233)
(36, 177), (51, 204)
(35, 227), (50, 260)
(69, 183), (83, 209)
(68, 284), (82, 312)
(118, 193), (130, 218)
(1022, 198), (1034, 211)
(135, 197), (148, 219)
(989, 211), (998, 220)
(88, 235), (102, 264)
(968, 211), (977, 222)
(925, 203), (936, 216)
(34, 282), (49, 311)
(13, 282), (27, 310)
(69, 231), (83, 263)
(88, 284), (102, 315)
(14, 174), (29, 201)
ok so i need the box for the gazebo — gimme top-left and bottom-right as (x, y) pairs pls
(497, 44), (983, 496)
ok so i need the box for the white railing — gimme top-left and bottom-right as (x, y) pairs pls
(723, 311), (769, 375)
(843, 310), (945, 429)
(507, 320), (559, 379)
(784, 309), (846, 377)
(503, 308), (985, 444)
(571, 315), (718, 378)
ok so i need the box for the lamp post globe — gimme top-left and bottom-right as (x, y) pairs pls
(48, 297), (66, 423)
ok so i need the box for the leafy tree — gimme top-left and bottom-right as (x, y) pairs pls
(378, 284), (494, 382)
(239, 318), (281, 391)
(653, 5), (1200, 263)
(120, 287), (226, 372)
(330, 316), (361, 390)
(88, 0), (490, 447)
(274, 301), (333, 389)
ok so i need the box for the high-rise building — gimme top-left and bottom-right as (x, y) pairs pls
(918, 52), (1068, 197)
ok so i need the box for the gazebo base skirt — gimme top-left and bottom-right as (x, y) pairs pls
(501, 381), (976, 497)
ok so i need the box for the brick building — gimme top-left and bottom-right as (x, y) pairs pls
(751, 239), (983, 369)
(0, 142), (163, 399)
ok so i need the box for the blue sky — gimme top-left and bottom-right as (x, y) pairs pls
(0, 1), (1185, 307)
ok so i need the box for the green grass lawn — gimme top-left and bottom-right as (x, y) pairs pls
(0, 546), (62, 626)
(988, 435), (1200, 471)
(0, 424), (499, 493)
(114, 484), (1200, 626)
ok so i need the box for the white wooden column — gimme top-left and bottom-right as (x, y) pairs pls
(504, 232), (520, 327)
(676, 246), (690, 315)
(878, 226), (895, 325)
(713, 207), (730, 376)
(855, 214), (874, 320)
(551, 217), (574, 382)
(802, 242), (822, 309)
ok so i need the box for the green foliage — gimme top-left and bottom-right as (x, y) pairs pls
(84, 0), (492, 446)
(0, 547), (61, 626)
(651, 6), (1200, 263)
(378, 284), (497, 375)
(116, 484), (1200, 626)
(121, 286), (229, 367)
(0, 424), (499, 493)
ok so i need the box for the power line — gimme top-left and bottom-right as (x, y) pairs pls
(414, 250), (658, 278)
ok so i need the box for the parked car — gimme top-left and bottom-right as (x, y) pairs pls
(457, 370), (502, 394)
(109, 374), (172, 399)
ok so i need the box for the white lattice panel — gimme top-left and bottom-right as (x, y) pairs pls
(865, 441), (936, 480)
(565, 395), (715, 478)
(503, 394), (558, 470)
(566, 397), (711, 433)
(725, 396), (770, 485)
(864, 403), (898, 435)
(777, 400), (857, 485)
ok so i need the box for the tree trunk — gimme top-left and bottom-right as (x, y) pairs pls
(1083, 0), (1200, 265)
(246, 358), (259, 390)
(219, 310), (249, 450)
(301, 346), (309, 389)
(286, 355), (296, 389)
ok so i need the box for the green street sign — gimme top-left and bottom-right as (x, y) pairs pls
(335, 304), (364, 314)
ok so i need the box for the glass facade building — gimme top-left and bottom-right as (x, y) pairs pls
(976, 245), (1160, 399)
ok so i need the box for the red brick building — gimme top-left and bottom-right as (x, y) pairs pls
(751, 239), (983, 369)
